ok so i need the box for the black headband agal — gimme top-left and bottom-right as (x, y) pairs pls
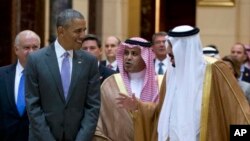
(203, 50), (219, 54)
(168, 27), (200, 37)
(124, 39), (152, 48)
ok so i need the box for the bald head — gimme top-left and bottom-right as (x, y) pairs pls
(14, 30), (41, 67)
(230, 42), (248, 64)
(104, 36), (120, 62)
(15, 30), (41, 47)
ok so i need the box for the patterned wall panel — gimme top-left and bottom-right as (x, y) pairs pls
(0, 0), (12, 66)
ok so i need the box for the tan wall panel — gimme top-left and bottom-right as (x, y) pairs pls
(73, 0), (89, 33)
(102, 0), (128, 41)
(44, 0), (49, 45)
(197, 0), (250, 57)
(237, 0), (250, 44)
(127, 0), (140, 38)
(197, 7), (237, 57)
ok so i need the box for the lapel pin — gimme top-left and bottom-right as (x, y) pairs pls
(78, 61), (82, 64)
(245, 73), (249, 77)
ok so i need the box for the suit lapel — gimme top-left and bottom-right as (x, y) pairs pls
(45, 44), (66, 103)
(66, 51), (84, 103)
(5, 64), (20, 115)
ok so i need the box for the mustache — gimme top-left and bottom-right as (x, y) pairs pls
(125, 61), (132, 65)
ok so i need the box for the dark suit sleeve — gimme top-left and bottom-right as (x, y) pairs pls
(75, 58), (101, 141)
(25, 55), (56, 141)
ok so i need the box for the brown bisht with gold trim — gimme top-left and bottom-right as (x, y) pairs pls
(133, 57), (250, 141)
(92, 74), (163, 141)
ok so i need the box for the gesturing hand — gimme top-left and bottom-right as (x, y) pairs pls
(116, 93), (138, 111)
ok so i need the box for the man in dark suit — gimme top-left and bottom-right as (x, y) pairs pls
(100, 36), (121, 72)
(81, 34), (116, 84)
(152, 31), (168, 75)
(25, 9), (100, 141)
(231, 42), (250, 83)
(0, 30), (41, 141)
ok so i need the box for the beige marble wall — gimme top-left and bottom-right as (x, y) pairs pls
(127, 0), (140, 38)
(101, 0), (141, 41)
(43, 0), (250, 58)
(44, 0), (137, 45)
(102, 0), (128, 41)
(73, 0), (89, 27)
(197, 0), (250, 57)
(44, 0), (49, 45)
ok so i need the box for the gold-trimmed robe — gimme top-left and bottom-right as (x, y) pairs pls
(92, 74), (163, 141)
(133, 57), (250, 141)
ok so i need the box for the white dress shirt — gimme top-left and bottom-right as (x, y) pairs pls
(128, 69), (146, 99)
(155, 58), (168, 74)
(14, 61), (24, 104)
(55, 39), (73, 82)
(106, 60), (118, 71)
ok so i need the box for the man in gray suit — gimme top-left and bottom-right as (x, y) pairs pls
(25, 9), (100, 141)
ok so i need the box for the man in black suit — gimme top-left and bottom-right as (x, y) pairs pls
(25, 9), (100, 141)
(0, 30), (41, 141)
(81, 34), (116, 84)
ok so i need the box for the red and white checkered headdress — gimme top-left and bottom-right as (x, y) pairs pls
(116, 37), (158, 102)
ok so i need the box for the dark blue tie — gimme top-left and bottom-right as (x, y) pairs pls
(158, 62), (164, 75)
(61, 52), (70, 98)
(17, 72), (25, 116)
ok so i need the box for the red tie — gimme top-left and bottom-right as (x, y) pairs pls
(107, 64), (113, 69)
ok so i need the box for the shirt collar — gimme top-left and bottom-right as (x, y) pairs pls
(16, 60), (24, 76)
(55, 39), (73, 58)
(155, 58), (168, 65)
(106, 60), (117, 67)
(240, 65), (245, 72)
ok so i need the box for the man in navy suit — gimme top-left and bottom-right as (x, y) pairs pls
(0, 30), (41, 141)
(81, 34), (116, 84)
(25, 9), (100, 141)
(152, 31), (168, 75)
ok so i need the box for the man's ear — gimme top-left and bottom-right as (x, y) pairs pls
(57, 26), (64, 37)
(14, 45), (18, 54)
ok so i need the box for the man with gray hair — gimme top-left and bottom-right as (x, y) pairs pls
(25, 9), (100, 141)
(152, 31), (168, 75)
(0, 30), (40, 141)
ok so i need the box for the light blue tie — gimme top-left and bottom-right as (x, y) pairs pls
(61, 52), (70, 98)
(17, 72), (25, 116)
(158, 62), (164, 75)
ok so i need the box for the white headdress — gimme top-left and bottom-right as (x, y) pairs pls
(203, 46), (220, 59)
(158, 25), (206, 141)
